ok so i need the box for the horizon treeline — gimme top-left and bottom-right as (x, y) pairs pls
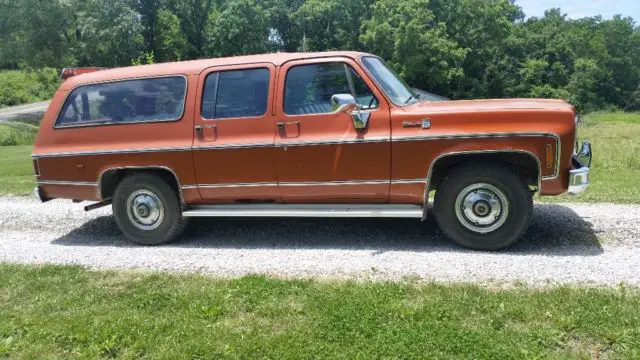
(1, 0), (639, 111)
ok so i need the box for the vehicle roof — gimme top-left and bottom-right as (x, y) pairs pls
(60, 51), (374, 89)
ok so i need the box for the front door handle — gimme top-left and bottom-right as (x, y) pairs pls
(276, 121), (300, 130)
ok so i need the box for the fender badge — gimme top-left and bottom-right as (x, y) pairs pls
(422, 119), (431, 129)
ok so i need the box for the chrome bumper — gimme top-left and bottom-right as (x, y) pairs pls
(568, 167), (590, 195)
(568, 141), (592, 195)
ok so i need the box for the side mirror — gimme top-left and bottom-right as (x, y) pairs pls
(576, 140), (592, 167)
(330, 94), (370, 130)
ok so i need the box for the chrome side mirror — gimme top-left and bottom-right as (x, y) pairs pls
(331, 94), (370, 130)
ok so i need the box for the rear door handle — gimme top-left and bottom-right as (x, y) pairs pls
(195, 125), (217, 139)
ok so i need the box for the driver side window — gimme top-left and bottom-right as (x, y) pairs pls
(283, 62), (378, 115)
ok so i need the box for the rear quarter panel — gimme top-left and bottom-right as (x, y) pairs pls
(33, 74), (199, 202)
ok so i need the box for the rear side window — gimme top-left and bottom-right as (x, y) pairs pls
(55, 76), (187, 128)
(201, 68), (270, 119)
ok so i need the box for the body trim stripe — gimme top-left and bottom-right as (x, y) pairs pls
(277, 137), (389, 147)
(193, 143), (272, 150)
(393, 132), (559, 143)
(279, 180), (388, 186)
(38, 180), (98, 187)
(32, 132), (560, 160)
(391, 179), (428, 184)
(196, 182), (278, 189)
(33, 146), (191, 158)
(182, 179), (428, 190)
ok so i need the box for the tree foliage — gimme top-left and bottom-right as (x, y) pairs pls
(0, 0), (639, 112)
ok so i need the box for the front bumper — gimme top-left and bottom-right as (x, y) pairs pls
(568, 167), (590, 195)
(568, 141), (592, 195)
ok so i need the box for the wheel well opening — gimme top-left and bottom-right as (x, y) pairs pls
(100, 168), (181, 202)
(428, 152), (540, 192)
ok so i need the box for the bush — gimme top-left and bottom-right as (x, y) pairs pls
(0, 122), (38, 146)
(0, 68), (59, 108)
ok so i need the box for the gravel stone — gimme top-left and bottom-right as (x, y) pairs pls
(1, 196), (639, 286)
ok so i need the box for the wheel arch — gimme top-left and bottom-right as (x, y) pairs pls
(423, 150), (541, 219)
(98, 166), (184, 205)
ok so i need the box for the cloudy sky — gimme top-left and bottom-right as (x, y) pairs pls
(516, 0), (640, 20)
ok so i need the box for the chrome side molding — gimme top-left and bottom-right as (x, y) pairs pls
(182, 204), (424, 218)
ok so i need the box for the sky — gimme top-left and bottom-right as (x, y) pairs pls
(516, 0), (640, 21)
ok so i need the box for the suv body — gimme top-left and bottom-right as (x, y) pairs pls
(33, 51), (591, 250)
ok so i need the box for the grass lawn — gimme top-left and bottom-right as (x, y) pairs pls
(545, 111), (640, 203)
(1, 112), (639, 202)
(0, 263), (639, 359)
(0, 145), (33, 196)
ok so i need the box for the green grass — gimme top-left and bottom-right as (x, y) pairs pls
(546, 112), (640, 203)
(0, 145), (34, 195)
(0, 263), (639, 359)
(585, 111), (640, 124)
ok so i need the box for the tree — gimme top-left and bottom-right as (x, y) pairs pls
(428, 0), (525, 98)
(167, 0), (217, 58)
(295, 0), (374, 51)
(0, 0), (76, 68)
(361, 0), (467, 93)
(155, 8), (189, 62)
(205, 0), (271, 57)
(73, 0), (145, 67)
(260, 0), (306, 52)
(128, 0), (162, 56)
(567, 58), (604, 112)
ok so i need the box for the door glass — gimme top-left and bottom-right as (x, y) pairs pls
(349, 67), (379, 110)
(202, 68), (270, 119)
(284, 63), (378, 115)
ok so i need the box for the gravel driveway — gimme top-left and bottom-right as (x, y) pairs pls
(1, 196), (639, 286)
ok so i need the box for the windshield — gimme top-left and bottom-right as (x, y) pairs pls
(412, 88), (449, 102)
(361, 57), (416, 106)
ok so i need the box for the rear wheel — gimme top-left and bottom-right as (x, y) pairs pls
(112, 173), (188, 245)
(434, 163), (533, 250)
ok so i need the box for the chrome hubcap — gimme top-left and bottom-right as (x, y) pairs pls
(454, 183), (509, 234)
(126, 190), (164, 231)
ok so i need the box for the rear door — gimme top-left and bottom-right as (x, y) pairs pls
(192, 63), (278, 201)
(274, 57), (392, 203)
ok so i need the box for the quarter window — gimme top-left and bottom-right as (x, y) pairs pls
(284, 62), (378, 115)
(55, 76), (187, 127)
(201, 68), (270, 119)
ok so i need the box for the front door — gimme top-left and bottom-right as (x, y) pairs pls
(192, 63), (278, 201)
(274, 57), (392, 203)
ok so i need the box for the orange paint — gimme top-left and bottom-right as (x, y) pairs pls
(33, 51), (578, 205)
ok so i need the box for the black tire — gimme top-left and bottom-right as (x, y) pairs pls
(112, 173), (188, 245)
(433, 163), (533, 250)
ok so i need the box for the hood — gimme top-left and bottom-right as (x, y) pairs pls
(411, 98), (575, 114)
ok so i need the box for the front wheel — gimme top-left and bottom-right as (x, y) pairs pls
(434, 164), (533, 250)
(112, 173), (188, 245)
